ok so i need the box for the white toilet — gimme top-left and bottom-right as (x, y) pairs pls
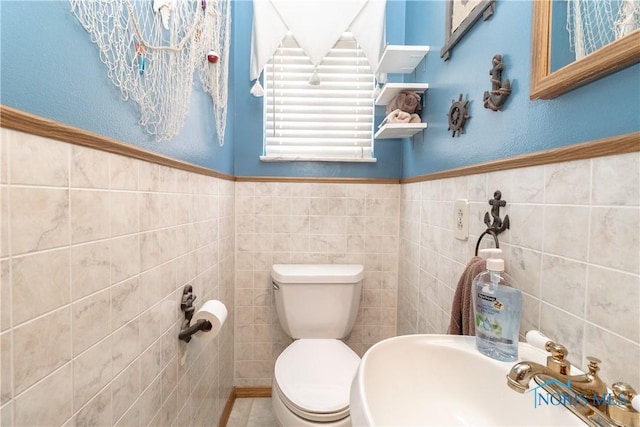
(270, 264), (364, 427)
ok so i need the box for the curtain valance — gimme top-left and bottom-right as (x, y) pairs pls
(250, 0), (386, 96)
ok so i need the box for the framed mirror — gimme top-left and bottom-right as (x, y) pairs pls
(530, 0), (640, 100)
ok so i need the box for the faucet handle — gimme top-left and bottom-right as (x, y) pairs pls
(525, 330), (568, 358)
(547, 342), (569, 361)
(611, 382), (637, 406)
(585, 356), (601, 375)
(608, 382), (640, 427)
(525, 330), (571, 375)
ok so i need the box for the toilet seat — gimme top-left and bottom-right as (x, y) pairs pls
(274, 339), (360, 422)
(274, 379), (351, 423)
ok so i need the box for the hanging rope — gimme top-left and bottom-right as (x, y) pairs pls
(70, 0), (230, 144)
(567, 0), (640, 60)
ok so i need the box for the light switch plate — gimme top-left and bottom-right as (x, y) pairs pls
(454, 199), (469, 241)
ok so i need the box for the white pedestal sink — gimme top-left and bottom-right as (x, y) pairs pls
(350, 334), (584, 426)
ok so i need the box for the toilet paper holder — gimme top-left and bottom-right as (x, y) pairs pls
(178, 285), (212, 342)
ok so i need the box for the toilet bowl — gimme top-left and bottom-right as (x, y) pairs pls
(270, 264), (364, 427)
(272, 339), (360, 426)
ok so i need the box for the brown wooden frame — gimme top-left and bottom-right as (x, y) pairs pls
(530, 0), (640, 100)
(441, 0), (496, 61)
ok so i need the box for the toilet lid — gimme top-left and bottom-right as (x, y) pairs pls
(275, 339), (360, 414)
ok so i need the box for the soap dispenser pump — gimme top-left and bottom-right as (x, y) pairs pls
(472, 248), (522, 361)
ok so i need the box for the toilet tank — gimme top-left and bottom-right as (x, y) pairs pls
(271, 264), (364, 339)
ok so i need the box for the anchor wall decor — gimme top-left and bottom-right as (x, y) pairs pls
(474, 190), (510, 256)
(483, 54), (511, 111)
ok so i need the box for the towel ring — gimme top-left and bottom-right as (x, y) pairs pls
(475, 229), (500, 256)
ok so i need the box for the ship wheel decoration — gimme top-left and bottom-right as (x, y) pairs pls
(447, 94), (471, 137)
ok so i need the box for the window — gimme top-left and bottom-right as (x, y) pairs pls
(261, 31), (376, 162)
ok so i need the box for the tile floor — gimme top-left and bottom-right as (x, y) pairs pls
(226, 398), (279, 427)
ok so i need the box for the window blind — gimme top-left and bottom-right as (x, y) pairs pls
(261, 32), (376, 162)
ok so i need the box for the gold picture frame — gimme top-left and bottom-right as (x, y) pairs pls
(530, 0), (640, 100)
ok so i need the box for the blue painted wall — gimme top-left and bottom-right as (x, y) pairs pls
(402, 0), (640, 178)
(2, 1), (638, 179)
(1, 0), (234, 174)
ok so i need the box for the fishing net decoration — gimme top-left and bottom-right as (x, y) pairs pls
(566, 0), (640, 60)
(69, 0), (231, 144)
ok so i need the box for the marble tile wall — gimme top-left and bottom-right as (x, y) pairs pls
(5, 125), (634, 421)
(0, 128), (235, 426)
(398, 151), (640, 388)
(234, 182), (399, 386)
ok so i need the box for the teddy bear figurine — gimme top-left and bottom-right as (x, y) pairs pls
(387, 90), (422, 115)
(381, 90), (422, 125)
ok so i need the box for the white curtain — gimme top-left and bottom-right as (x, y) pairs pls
(250, 0), (386, 96)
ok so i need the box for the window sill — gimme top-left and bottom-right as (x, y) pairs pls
(260, 156), (377, 163)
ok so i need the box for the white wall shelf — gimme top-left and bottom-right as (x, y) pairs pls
(374, 45), (430, 140)
(375, 123), (428, 139)
(375, 82), (430, 106)
(375, 45), (430, 74)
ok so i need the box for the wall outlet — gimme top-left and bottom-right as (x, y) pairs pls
(454, 199), (469, 241)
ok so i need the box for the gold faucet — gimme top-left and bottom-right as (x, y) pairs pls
(506, 332), (640, 427)
(506, 356), (608, 409)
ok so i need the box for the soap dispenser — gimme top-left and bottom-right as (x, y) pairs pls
(472, 248), (522, 361)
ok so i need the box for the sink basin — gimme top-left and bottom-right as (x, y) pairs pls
(350, 334), (584, 426)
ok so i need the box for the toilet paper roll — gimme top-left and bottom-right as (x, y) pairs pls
(192, 300), (228, 340)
